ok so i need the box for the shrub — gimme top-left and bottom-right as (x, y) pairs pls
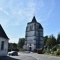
(52, 46), (57, 51)
(54, 49), (60, 56)
(54, 51), (57, 55)
(46, 48), (51, 53)
(34, 49), (37, 52)
(42, 48), (46, 53)
(19, 48), (25, 51)
(37, 48), (43, 54)
(51, 45), (60, 54)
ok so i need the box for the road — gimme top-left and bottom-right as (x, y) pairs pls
(9, 55), (36, 60)
(26, 52), (60, 60)
(0, 52), (60, 60)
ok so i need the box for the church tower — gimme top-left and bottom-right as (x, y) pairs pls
(23, 16), (44, 51)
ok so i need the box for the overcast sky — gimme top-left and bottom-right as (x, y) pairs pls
(0, 0), (60, 43)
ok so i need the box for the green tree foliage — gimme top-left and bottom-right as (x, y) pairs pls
(44, 36), (48, 45)
(57, 33), (60, 44)
(8, 43), (13, 51)
(46, 35), (56, 48)
(8, 43), (18, 51)
(18, 38), (25, 49)
(52, 45), (58, 51)
(13, 43), (17, 49)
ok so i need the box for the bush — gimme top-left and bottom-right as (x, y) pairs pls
(46, 48), (51, 53)
(34, 49), (37, 52)
(19, 48), (25, 51)
(13, 48), (19, 51)
(54, 49), (60, 56)
(8, 49), (11, 52)
(54, 51), (57, 55)
(52, 46), (57, 51)
(42, 49), (45, 53)
(8, 48), (19, 52)
(37, 48), (43, 54)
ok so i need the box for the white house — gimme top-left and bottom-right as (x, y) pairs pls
(0, 24), (9, 56)
(23, 16), (44, 51)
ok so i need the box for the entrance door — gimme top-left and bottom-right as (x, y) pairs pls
(29, 44), (31, 51)
(29, 47), (31, 51)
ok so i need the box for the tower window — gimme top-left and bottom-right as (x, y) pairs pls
(30, 25), (33, 30)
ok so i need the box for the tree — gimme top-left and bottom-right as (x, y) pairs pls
(18, 38), (25, 49)
(13, 43), (18, 50)
(46, 35), (56, 48)
(57, 33), (60, 44)
(8, 43), (13, 51)
(8, 43), (18, 51)
(44, 36), (48, 46)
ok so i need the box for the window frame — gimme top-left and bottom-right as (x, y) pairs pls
(1, 41), (4, 50)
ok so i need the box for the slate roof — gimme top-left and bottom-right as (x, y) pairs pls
(0, 24), (9, 39)
(28, 16), (43, 29)
(31, 16), (37, 22)
(28, 16), (37, 24)
(38, 23), (43, 29)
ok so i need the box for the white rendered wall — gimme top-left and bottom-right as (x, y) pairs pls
(0, 37), (8, 56)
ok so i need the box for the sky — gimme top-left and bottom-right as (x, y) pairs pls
(0, 0), (60, 43)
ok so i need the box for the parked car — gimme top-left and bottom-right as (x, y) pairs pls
(8, 51), (18, 56)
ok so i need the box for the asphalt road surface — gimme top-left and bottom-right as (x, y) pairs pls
(0, 52), (60, 60)
(18, 52), (60, 60)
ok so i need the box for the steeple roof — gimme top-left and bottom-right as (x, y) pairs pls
(31, 16), (37, 22)
(28, 16), (37, 24)
(0, 24), (9, 39)
(28, 16), (43, 29)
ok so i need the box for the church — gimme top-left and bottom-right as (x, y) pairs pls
(23, 16), (44, 51)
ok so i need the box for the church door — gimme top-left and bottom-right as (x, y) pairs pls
(29, 44), (31, 51)
(29, 47), (31, 51)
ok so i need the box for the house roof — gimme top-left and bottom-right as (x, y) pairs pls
(0, 24), (9, 39)
(28, 16), (43, 29)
